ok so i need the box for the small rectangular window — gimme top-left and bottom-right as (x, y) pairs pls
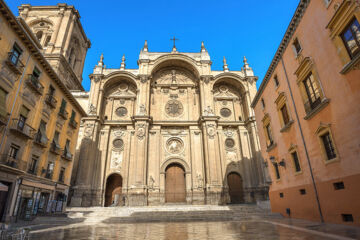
(299, 189), (306, 195)
(333, 182), (345, 190)
(45, 162), (54, 179)
(0, 88), (7, 118)
(266, 124), (274, 147)
(10, 43), (23, 65)
(274, 75), (279, 87)
(28, 155), (39, 174)
(59, 167), (65, 182)
(321, 132), (336, 160)
(274, 163), (280, 180)
(303, 73), (321, 111)
(32, 67), (41, 79)
(279, 192), (284, 198)
(60, 99), (67, 113)
(70, 110), (76, 122)
(341, 18), (360, 59)
(49, 85), (55, 96)
(261, 98), (265, 109)
(281, 105), (290, 125)
(342, 214), (354, 222)
(291, 151), (301, 172)
(293, 38), (302, 56)
(8, 144), (19, 159)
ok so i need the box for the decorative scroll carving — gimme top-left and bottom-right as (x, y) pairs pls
(206, 124), (216, 139)
(136, 124), (146, 140)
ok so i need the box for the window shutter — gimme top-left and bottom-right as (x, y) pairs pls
(39, 121), (48, 143)
(53, 131), (60, 147)
(0, 88), (7, 117)
(70, 110), (76, 121)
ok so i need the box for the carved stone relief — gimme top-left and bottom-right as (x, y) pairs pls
(136, 124), (146, 140)
(165, 100), (183, 117)
(166, 137), (184, 154)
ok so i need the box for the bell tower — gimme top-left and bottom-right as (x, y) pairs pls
(18, 4), (91, 90)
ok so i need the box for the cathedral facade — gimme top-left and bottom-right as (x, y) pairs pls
(70, 42), (270, 207)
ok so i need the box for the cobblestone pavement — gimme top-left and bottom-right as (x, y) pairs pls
(28, 219), (360, 240)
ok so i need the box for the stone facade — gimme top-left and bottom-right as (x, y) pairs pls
(70, 42), (269, 207)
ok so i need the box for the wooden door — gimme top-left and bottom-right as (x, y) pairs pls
(227, 172), (244, 204)
(165, 165), (186, 203)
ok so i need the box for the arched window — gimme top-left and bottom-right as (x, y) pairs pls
(68, 48), (74, 64)
(36, 31), (43, 43)
(44, 35), (51, 47)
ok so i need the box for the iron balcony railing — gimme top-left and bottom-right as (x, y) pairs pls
(0, 154), (27, 171)
(45, 171), (53, 179)
(25, 74), (44, 95)
(62, 150), (73, 161)
(50, 142), (62, 155)
(34, 132), (49, 148)
(45, 94), (57, 108)
(68, 119), (77, 129)
(304, 98), (322, 114)
(58, 109), (68, 120)
(9, 119), (36, 139)
(5, 52), (25, 74)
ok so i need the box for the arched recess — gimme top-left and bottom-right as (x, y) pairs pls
(102, 75), (138, 121)
(165, 164), (186, 203)
(104, 173), (123, 207)
(160, 158), (191, 174)
(149, 57), (201, 121)
(212, 76), (249, 121)
(227, 172), (244, 204)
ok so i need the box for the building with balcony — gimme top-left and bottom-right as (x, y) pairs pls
(0, 0), (87, 223)
(252, 0), (360, 225)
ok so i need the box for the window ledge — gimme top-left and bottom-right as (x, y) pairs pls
(294, 170), (303, 176)
(340, 53), (360, 74)
(266, 143), (277, 152)
(280, 120), (294, 133)
(324, 157), (340, 165)
(304, 98), (330, 120)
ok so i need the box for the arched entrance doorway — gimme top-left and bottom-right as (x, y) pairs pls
(227, 172), (244, 204)
(165, 164), (186, 203)
(105, 174), (122, 207)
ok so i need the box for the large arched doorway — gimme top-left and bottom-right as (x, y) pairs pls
(105, 174), (122, 207)
(227, 172), (244, 204)
(165, 164), (186, 203)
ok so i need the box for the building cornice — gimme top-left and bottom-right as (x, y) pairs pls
(251, 0), (310, 108)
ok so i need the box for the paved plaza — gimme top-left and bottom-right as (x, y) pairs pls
(27, 219), (360, 240)
(5, 205), (360, 240)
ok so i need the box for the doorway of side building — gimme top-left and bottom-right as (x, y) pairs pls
(0, 181), (10, 222)
(227, 172), (244, 204)
(105, 173), (122, 207)
(165, 164), (186, 203)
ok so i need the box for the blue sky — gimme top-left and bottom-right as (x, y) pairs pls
(7, 0), (299, 91)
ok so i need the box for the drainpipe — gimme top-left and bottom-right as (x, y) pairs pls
(0, 52), (33, 152)
(280, 58), (324, 222)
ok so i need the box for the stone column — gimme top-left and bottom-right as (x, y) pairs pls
(127, 115), (152, 206)
(200, 115), (223, 204)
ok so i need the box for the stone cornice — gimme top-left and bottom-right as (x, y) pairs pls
(251, 0), (310, 108)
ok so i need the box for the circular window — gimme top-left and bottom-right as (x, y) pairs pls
(119, 83), (128, 91)
(220, 108), (232, 118)
(165, 100), (184, 117)
(116, 107), (128, 117)
(113, 138), (124, 149)
(225, 138), (235, 148)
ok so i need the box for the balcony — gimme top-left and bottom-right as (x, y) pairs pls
(0, 112), (9, 126)
(68, 119), (77, 129)
(45, 171), (53, 180)
(45, 94), (57, 109)
(34, 132), (48, 148)
(304, 98), (322, 114)
(25, 75), (44, 95)
(9, 119), (36, 139)
(62, 150), (73, 161)
(0, 154), (27, 171)
(27, 165), (38, 175)
(50, 142), (62, 155)
(5, 52), (24, 75)
(58, 109), (68, 120)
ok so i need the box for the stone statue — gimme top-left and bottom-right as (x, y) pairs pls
(204, 106), (214, 116)
(149, 175), (155, 190)
(139, 104), (146, 115)
(197, 173), (203, 189)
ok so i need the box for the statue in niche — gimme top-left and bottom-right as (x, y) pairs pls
(148, 175), (155, 190)
(139, 104), (146, 115)
(167, 138), (183, 154)
(88, 104), (97, 115)
(204, 106), (215, 116)
(197, 173), (203, 189)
